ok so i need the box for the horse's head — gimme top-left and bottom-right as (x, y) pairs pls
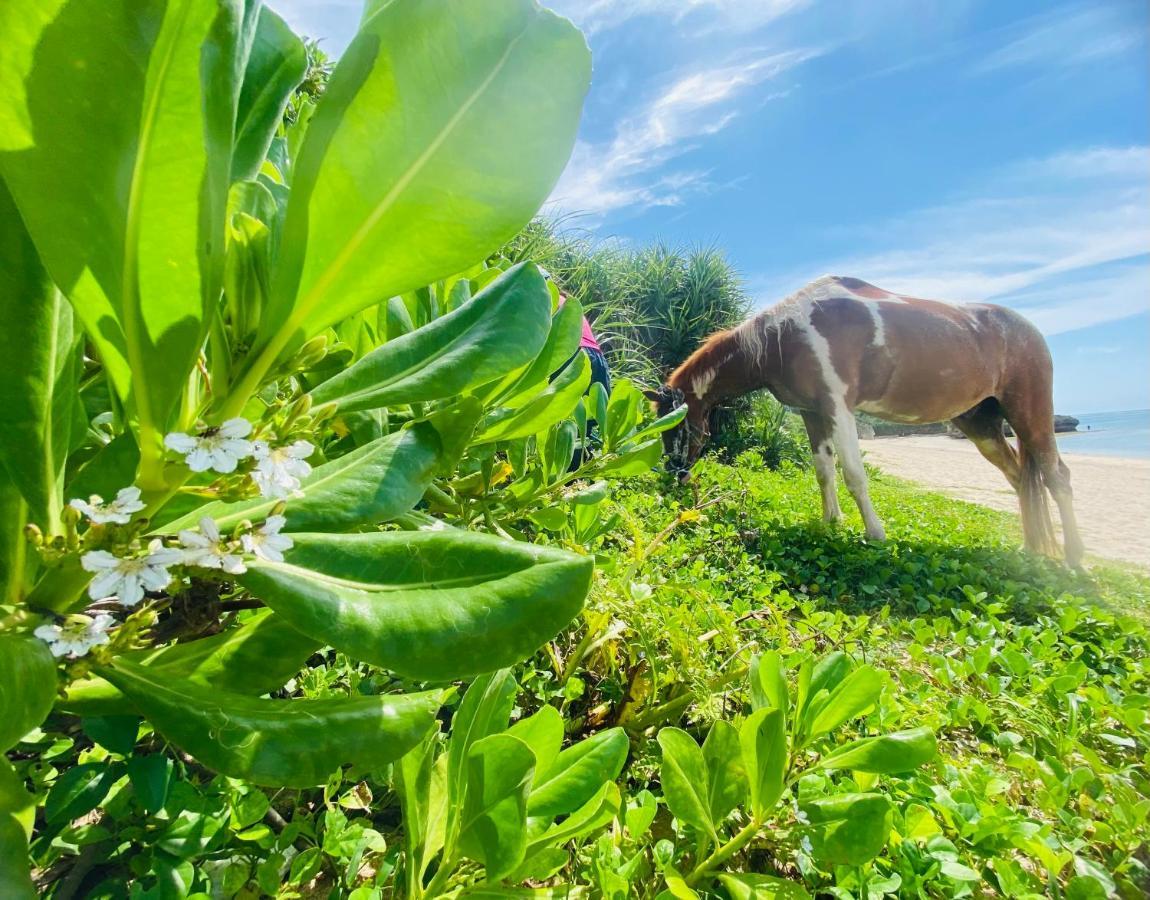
(643, 385), (710, 482)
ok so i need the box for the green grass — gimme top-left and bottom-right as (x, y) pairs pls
(553, 452), (1150, 896)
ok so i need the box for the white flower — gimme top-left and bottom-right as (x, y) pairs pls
(34, 614), (116, 659)
(81, 540), (183, 606)
(68, 486), (145, 525)
(164, 418), (254, 473)
(179, 516), (247, 574)
(241, 515), (293, 563)
(251, 440), (314, 499)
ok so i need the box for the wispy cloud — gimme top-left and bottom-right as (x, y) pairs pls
(548, 0), (809, 36)
(753, 146), (1150, 335)
(971, 4), (1143, 75)
(549, 51), (816, 217)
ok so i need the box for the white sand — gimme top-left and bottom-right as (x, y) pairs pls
(860, 435), (1150, 569)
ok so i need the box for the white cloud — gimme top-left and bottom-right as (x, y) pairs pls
(549, 51), (815, 217)
(971, 4), (1143, 75)
(548, 0), (809, 36)
(753, 146), (1150, 336)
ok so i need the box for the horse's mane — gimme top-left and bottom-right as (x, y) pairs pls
(667, 275), (840, 396)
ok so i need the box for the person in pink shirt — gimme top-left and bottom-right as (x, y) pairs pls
(541, 268), (611, 465)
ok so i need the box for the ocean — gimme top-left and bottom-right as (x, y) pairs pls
(1056, 409), (1150, 459)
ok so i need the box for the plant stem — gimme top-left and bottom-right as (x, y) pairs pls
(422, 855), (456, 899)
(685, 819), (760, 887)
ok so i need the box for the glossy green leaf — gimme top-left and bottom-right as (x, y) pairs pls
(232, 6), (307, 181)
(44, 761), (125, 824)
(808, 665), (883, 739)
(816, 728), (937, 774)
(529, 727), (629, 819)
(801, 793), (893, 867)
(474, 352), (591, 445)
(0, 634), (57, 751)
(458, 734), (535, 881)
(127, 754), (174, 815)
(0, 177), (82, 533)
(81, 716), (139, 756)
(474, 293), (583, 410)
(247, 0), (590, 382)
(0, 0), (244, 445)
(0, 760), (35, 900)
(508, 705), (565, 779)
(60, 609), (319, 716)
(236, 531), (592, 680)
(702, 720), (747, 825)
(717, 874), (812, 899)
(657, 728), (715, 840)
(99, 659), (439, 787)
(64, 432), (141, 512)
(741, 707), (786, 823)
(396, 730), (440, 896)
(625, 789), (659, 840)
(160, 419), (444, 533)
(311, 264), (552, 412)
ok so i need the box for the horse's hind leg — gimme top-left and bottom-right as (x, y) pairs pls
(801, 410), (842, 523)
(951, 399), (1021, 492)
(831, 408), (886, 540)
(1002, 394), (1085, 567)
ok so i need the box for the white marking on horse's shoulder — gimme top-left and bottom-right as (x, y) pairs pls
(691, 367), (717, 399)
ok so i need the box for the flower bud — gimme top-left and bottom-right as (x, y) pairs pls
(293, 334), (328, 371)
(24, 523), (43, 546)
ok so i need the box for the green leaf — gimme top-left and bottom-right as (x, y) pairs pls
(446, 670), (517, 850)
(60, 609), (319, 716)
(740, 708), (787, 823)
(0, 760), (35, 900)
(64, 432), (141, 512)
(801, 793), (893, 867)
(717, 873), (812, 899)
(816, 728), (937, 774)
(529, 727), (629, 819)
(808, 665), (883, 738)
(235, 531), (592, 680)
(396, 730), (441, 895)
(526, 781), (620, 860)
(625, 789), (659, 840)
(750, 652), (788, 718)
(98, 659), (439, 788)
(0, 633), (56, 751)
(311, 264), (552, 412)
(127, 754), (174, 815)
(0, 0), (245, 446)
(232, 6), (307, 182)
(657, 728), (715, 840)
(508, 705), (565, 779)
(702, 720), (747, 826)
(458, 734), (535, 881)
(247, 0), (590, 383)
(0, 177), (82, 533)
(0, 470), (30, 606)
(81, 716), (139, 756)
(159, 419), (444, 533)
(474, 351), (591, 445)
(44, 761), (125, 825)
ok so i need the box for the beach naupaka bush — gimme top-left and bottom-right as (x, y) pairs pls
(0, 0), (616, 892)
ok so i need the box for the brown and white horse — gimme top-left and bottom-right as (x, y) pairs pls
(646, 275), (1084, 566)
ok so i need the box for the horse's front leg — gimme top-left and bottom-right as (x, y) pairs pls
(831, 407), (886, 541)
(800, 410), (842, 523)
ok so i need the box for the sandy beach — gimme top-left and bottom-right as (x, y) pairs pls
(861, 435), (1150, 568)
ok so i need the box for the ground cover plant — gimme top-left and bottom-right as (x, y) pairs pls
(2, 2), (1148, 898)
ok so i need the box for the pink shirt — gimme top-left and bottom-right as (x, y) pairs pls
(557, 294), (601, 352)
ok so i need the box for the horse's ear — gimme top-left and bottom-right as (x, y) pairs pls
(642, 388), (663, 402)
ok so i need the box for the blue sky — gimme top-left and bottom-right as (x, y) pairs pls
(272, 0), (1149, 414)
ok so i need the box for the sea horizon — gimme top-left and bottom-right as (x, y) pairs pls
(1058, 408), (1150, 460)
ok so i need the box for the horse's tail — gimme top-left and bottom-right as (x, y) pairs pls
(1018, 442), (1058, 557)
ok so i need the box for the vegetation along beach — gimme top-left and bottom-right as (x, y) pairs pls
(1, 1), (1147, 899)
